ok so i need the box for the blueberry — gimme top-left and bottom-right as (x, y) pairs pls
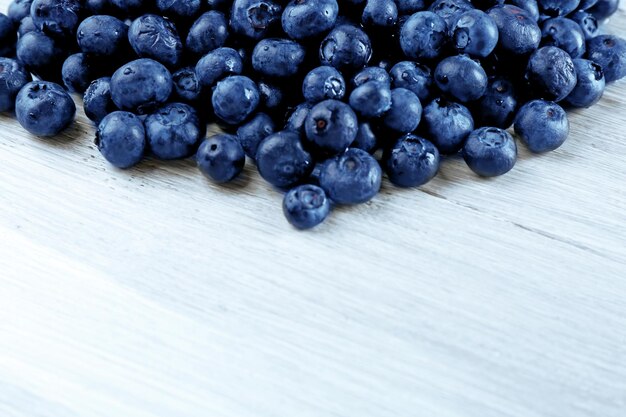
(258, 81), (285, 112)
(578, 0), (599, 9)
(156, 0), (202, 20)
(462, 127), (517, 177)
(77, 15), (129, 58)
(30, 0), (82, 38)
(83, 77), (117, 124)
(110, 58), (173, 115)
(212, 75), (260, 125)
(171, 67), (202, 104)
(399, 12), (447, 61)
(514, 100), (569, 153)
(15, 81), (76, 137)
(195, 47), (243, 88)
(62, 53), (100, 94)
(526, 46), (577, 101)
(145, 103), (203, 160)
(285, 102), (312, 133)
(348, 81), (392, 118)
(421, 97), (474, 154)
(395, 0), (426, 15)
(283, 184), (331, 230)
(256, 130), (313, 188)
(16, 30), (66, 82)
(196, 134), (245, 183)
(0, 58), (32, 113)
(302, 66), (346, 103)
(385, 134), (440, 188)
(252, 38), (306, 78)
(8, 0), (33, 24)
(305, 99), (358, 155)
(488, 5), (542, 55)
(383, 88), (422, 134)
(282, 0), (339, 40)
(569, 11), (599, 41)
(96, 111), (146, 169)
(473, 77), (518, 129)
(237, 112), (275, 158)
(564, 59), (605, 108)
(389, 61), (433, 102)
(353, 122), (378, 153)
(18, 16), (36, 37)
(508, 0), (540, 21)
(85, 0), (111, 14)
(230, 0), (282, 40)
(435, 55), (488, 103)
(362, 0), (398, 27)
(351, 66), (390, 88)
(586, 35), (626, 83)
(0, 13), (16, 57)
(537, 0), (581, 17)
(588, 0), (620, 21)
(320, 25), (372, 71)
(318, 148), (382, 205)
(541, 18), (586, 58)
(428, 0), (474, 26)
(129, 14), (183, 68)
(450, 10), (499, 58)
(186, 11), (229, 57)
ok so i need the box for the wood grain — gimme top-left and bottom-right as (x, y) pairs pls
(1, 3), (626, 416)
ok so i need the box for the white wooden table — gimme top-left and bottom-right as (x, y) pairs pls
(1, 3), (625, 416)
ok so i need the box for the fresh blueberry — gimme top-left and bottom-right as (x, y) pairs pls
(569, 11), (599, 41)
(564, 58), (605, 108)
(473, 77), (517, 129)
(196, 134), (245, 183)
(171, 67), (202, 104)
(537, 0), (581, 17)
(129, 14), (183, 68)
(30, 0), (82, 38)
(586, 35), (626, 83)
(186, 11), (229, 57)
(462, 127), (517, 177)
(353, 122), (378, 153)
(285, 102), (312, 133)
(252, 38), (306, 78)
(8, 0), (33, 24)
(399, 11), (447, 61)
(16, 30), (65, 82)
(256, 130), (313, 188)
(389, 61), (433, 102)
(526, 46), (577, 101)
(18, 16), (36, 37)
(541, 18), (586, 58)
(0, 13), (16, 57)
(362, 0), (398, 27)
(110, 58), (173, 115)
(96, 111), (146, 169)
(588, 0), (620, 21)
(318, 148), (382, 205)
(212, 75), (260, 125)
(305, 99), (358, 154)
(258, 81), (285, 112)
(428, 0), (474, 26)
(282, 0), (339, 40)
(283, 184), (331, 230)
(351, 66), (390, 88)
(156, 0), (202, 20)
(514, 99), (569, 153)
(236, 112), (275, 158)
(0, 58), (32, 113)
(435, 55), (488, 103)
(320, 24), (372, 70)
(395, 0), (426, 15)
(230, 0), (282, 40)
(385, 134), (440, 188)
(145, 103), (203, 160)
(421, 97), (474, 154)
(302, 66), (346, 103)
(383, 88), (422, 134)
(15, 81), (76, 136)
(450, 10), (499, 58)
(195, 47), (243, 88)
(348, 81), (392, 118)
(62, 53), (100, 94)
(83, 77), (117, 124)
(77, 15), (129, 58)
(488, 5), (542, 55)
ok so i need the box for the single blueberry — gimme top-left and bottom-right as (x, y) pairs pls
(16, 30), (66, 82)
(8, 0), (33, 24)
(421, 97), (474, 154)
(302, 66), (346, 103)
(389, 61), (433, 102)
(110, 58), (173, 115)
(129, 14), (184, 68)
(230, 0), (282, 40)
(473, 77), (518, 129)
(569, 11), (599, 41)
(564, 59), (605, 108)
(399, 11), (448, 61)
(30, 0), (82, 38)
(186, 11), (229, 57)
(541, 18), (586, 58)
(252, 38), (306, 78)
(77, 15), (129, 58)
(195, 47), (243, 88)
(385, 134), (440, 188)
(15, 81), (76, 136)
(197, 134), (246, 183)
(450, 10), (499, 58)
(18, 16), (36, 37)
(83, 77), (117, 124)
(212, 75), (260, 125)
(145, 103), (203, 160)
(514, 99), (569, 153)
(383, 88), (422, 134)
(320, 25), (372, 71)
(0, 58), (32, 113)
(348, 81), (392, 118)
(586, 35), (626, 83)
(237, 112), (275, 159)
(283, 184), (331, 230)
(362, 0), (398, 27)
(305, 99), (358, 155)
(462, 127), (517, 177)
(435, 55), (488, 103)
(488, 5), (542, 55)
(96, 111), (146, 169)
(282, 0), (339, 40)
(62, 53), (101, 94)
(256, 130), (313, 188)
(526, 46), (577, 101)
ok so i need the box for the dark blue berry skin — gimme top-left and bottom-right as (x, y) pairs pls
(305, 99), (358, 155)
(145, 103), (203, 160)
(385, 134), (440, 188)
(0, 58), (32, 113)
(252, 38), (306, 78)
(564, 59), (605, 108)
(421, 97), (474, 154)
(18, 16), (36, 37)
(256, 131), (313, 188)
(30, 0), (82, 38)
(109, 0), (146, 17)
(462, 127), (517, 177)
(230, 0), (282, 40)
(186, 11), (229, 57)
(96, 111), (146, 169)
(212, 75), (260, 125)
(353, 122), (378, 153)
(171, 67), (202, 104)
(60, 53), (93, 94)
(526, 46), (577, 102)
(570, 11), (599, 41)
(285, 102), (312, 133)
(83, 77), (117, 124)
(488, 5), (542, 55)
(399, 12), (447, 61)
(587, 35), (626, 83)
(578, 0), (599, 9)
(318, 148), (382, 205)
(85, 0), (111, 14)
(541, 18), (586, 58)
(283, 184), (331, 230)
(384, 88), (422, 134)
(197, 134), (245, 183)
(588, 0), (620, 21)
(351, 66), (390, 88)
(236, 112), (275, 158)
(514, 100), (569, 153)
(435, 55), (488, 103)
(537, 0), (581, 17)
(0, 13), (16, 57)
(473, 77), (517, 129)
(320, 25), (372, 71)
(389, 61), (432, 102)
(450, 10), (499, 59)
(76, 15), (129, 58)
(16, 30), (65, 82)
(8, 0), (33, 24)
(129, 14), (183, 69)
(110, 58), (173, 115)
(282, 0), (339, 40)
(258, 81), (284, 112)
(156, 0), (202, 21)
(428, 0), (473, 26)
(395, 0), (425, 15)
(15, 81), (76, 137)
(348, 81), (392, 118)
(302, 66), (346, 103)
(508, 0), (540, 21)
(195, 47), (243, 88)
(362, 0), (398, 27)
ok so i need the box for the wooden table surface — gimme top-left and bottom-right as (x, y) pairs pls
(1, 3), (626, 416)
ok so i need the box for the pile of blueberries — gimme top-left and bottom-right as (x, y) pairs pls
(1, 0), (625, 229)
